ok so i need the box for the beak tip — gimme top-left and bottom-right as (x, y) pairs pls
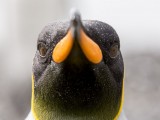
(70, 8), (81, 26)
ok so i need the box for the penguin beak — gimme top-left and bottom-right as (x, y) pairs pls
(52, 12), (102, 64)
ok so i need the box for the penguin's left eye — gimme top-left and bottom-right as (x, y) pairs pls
(38, 43), (47, 57)
(109, 44), (119, 58)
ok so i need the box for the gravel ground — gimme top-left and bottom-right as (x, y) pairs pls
(0, 52), (160, 120)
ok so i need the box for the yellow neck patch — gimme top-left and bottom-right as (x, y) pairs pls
(31, 75), (39, 120)
(113, 71), (125, 120)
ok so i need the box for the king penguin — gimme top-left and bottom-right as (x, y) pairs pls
(26, 10), (127, 120)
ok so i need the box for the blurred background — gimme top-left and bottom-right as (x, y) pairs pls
(0, 0), (160, 120)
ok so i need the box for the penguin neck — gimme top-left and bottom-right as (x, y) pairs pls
(32, 99), (117, 120)
(31, 65), (124, 120)
(31, 68), (108, 120)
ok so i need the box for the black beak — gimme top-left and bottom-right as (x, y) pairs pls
(52, 10), (102, 64)
(70, 10), (82, 42)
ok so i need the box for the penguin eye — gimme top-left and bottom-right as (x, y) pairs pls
(38, 43), (47, 57)
(109, 44), (119, 58)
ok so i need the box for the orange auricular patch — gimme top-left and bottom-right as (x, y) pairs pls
(52, 30), (74, 63)
(79, 29), (102, 64)
(52, 29), (102, 64)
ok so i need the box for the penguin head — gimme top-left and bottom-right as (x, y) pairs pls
(32, 11), (124, 120)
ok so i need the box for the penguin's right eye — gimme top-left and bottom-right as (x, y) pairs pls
(38, 43), (47, 57)
(109, 44), (119, 58)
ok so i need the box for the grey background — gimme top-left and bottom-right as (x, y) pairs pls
(0, 0), (160, 120)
